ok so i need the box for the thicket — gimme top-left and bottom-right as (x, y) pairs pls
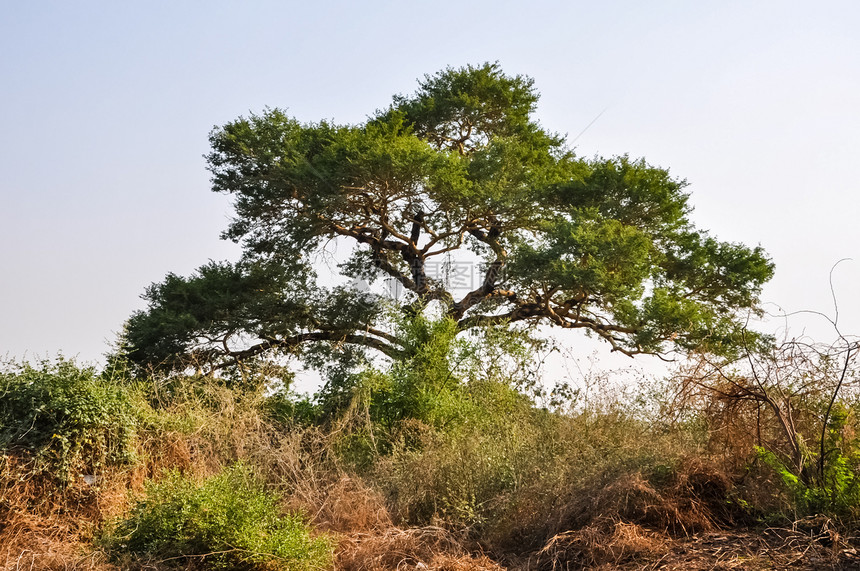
(0, 358), (138, 481)
(103, 464), (332, 570)
(2, 321), (860, 569)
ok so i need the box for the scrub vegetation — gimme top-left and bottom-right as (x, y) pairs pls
(3, 336), (860, 570)
(3, 64), (859, 570)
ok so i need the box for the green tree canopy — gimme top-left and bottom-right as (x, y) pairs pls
(125, 63), (773, 374)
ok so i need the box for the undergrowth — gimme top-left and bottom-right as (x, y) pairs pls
(4, 331), (860, 570)
(0, 358), (140, 482)
(103, 463), (333, 570)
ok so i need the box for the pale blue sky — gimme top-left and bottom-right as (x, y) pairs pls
(2, 1), (859, 368)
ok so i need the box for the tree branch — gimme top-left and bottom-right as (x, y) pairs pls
(207, 329), (406, 373)
(456, 302), (641, 357)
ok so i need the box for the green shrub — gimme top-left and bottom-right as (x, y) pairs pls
(756, 443), (860, 518)
(0, 358), (139, 480)
(371, 377), (558, 526)
(265, 390), (324, 426)
(372, 374), (703, 549)
(106, 463), (332, 570)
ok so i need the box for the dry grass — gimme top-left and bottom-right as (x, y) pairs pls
(0, 455), (124, 570)
(535, 522), (667, 570)
(236, 427), (387, 533)
(547, 460), (738, 537)
(7, 371), (860, 570)
(307, 475), (392, 534)
(3, 550), (115, 571)
(337, 526), (503, 571)
(518, 463), (731, 570)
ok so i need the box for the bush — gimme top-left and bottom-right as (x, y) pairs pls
(674, 338), (860, 521)
(369, 370), (726, 552)
(105, 463), (332, 570)
(371, 376), (560, 528)
(0, 358), (139, 481)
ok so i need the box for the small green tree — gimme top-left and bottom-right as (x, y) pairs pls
(124, 63), (773, 380)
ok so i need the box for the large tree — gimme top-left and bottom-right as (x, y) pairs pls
(125, 63), (773, 374)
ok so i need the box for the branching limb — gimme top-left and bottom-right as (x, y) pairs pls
(206, 329), (406, 374)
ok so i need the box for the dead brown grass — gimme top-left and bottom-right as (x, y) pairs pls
(557, 458), (740, 537)
(337, 526), (503, 571)
(309, 475), (392, 534)
(494, 457), (739, 560)
(6, 374), (860, 571)
(535, 521), (667, 570)
(3, 549), (115, 571)
(0, 455), (124, 570)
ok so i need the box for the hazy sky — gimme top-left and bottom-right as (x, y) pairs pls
(2, 1), (859, 374)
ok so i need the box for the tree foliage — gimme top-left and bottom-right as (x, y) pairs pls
(125, 63), (773, 375)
